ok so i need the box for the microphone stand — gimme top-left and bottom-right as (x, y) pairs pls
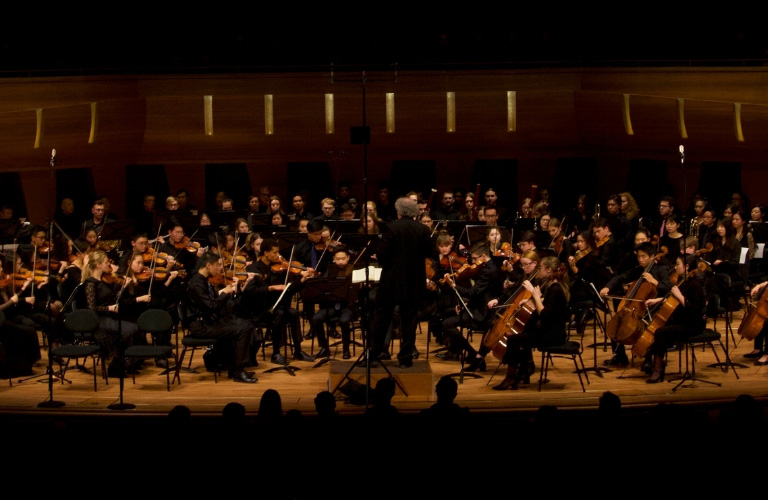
(109, 278), (134, 410)
(37, 281), (81, 408)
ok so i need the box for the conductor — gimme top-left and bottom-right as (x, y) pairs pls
(369, 197), (432, 368)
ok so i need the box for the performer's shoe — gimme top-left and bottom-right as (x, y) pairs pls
(155, 359), (168, 369)
(466, 357), (486, 372)
(232, 370), (258, 383)
(398, 357), (413, 368)
(293, 351), (315, 362)
(376, 352), (392, 361)
(315, 347), (331, 359)
(229, 369), (255, 379)
(270, 353), (287, 365)
(603, 355), (629, 368)
(492, 376), (518, 391)
(435, 352), (459, 361)
(342, 350), (351, 360)
(745, 350), (764, 359)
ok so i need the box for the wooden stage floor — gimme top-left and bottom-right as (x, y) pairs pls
(1, 310), (767, 423)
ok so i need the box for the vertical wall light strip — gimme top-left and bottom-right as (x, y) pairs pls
(446, 92), (456, 133)
(325, 93), (334, 134)
(677, 98), (688, 139)
(734, 102), (745, 142)
(204, 95), (213, 136)
(622, 94), (634, 136)
(507, 91), (516, 132)
(386, 93), (395, 133)
(265, 94), (274, 135)
(34, 108), (42, 149)
(88, 102), (98, 144)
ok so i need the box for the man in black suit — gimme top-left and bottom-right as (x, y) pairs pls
(369, 197), (432, 367)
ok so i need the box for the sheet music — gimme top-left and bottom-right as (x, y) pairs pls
(740, 247), (749, 264)
(755, 243), (765, 259)
(352, 266), (382, 283)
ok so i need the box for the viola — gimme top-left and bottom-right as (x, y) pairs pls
(606, 247), (668, 345)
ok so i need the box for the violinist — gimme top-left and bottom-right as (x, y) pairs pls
(291, 219), (325, 274)
(486, 226), (505, 256)
(492, 256), (570, 390)
(709, 217), (742, 283)
(547, 218), (572, 264)
(425, 233), (466, 346)
(593, 217), (620, 273)
(116, 232), (150, 274)
(79, 250), (143, 375)
(599, 242), (671, 367)
(119, 252), (181, 366)
(438, 242), (503, 371)
(158, 222), (204, 273)
(308, 246), (358, 359)
(0, 259), (41, 376)
(567, 230), (610, 334)
(643, 255), (706, 383)
(1, 255), (38, 331)
(245, 238), (314, 364)
(184, 251), (259, 383)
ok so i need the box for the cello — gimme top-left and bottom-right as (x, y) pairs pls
(632, 260), (706, 358)
(739, 281), (768, 341)
(606, 247), (668, 345)
(483, 268), (540, 360)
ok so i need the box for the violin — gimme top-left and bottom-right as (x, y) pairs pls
(596, 235), (610, 248)
(632, 261), (706, 357)
(12, 270), (49, 286)
(439, 254), (489, 285)
(569, 245), (593, 274)
(606, 247), (668, 345)
(271, 256), (311, 276)
(493, 242), (514, 258)
(439, 252), (467, 270)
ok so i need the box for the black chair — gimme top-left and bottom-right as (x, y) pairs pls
(706, 278), (747, 371)
(537, 341), (590, 392)
(176, 334), (220, 384)
(670, 328), (730, 391)
(124, 309), (180, 391)
(53, 309), (106, 391)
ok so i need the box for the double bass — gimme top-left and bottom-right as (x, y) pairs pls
(606, 247), (668, 345)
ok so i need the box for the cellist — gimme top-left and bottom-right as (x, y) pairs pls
(642, 255), (706, 383)
(745, 280), (768, 366)
(492, 256), (570, 390)
(599, 241), (671, 367)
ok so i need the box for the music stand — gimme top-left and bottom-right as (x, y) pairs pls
(0, 220), (20, 245)
(100, 220), (135, 254)
(299, 277), (351, 368)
